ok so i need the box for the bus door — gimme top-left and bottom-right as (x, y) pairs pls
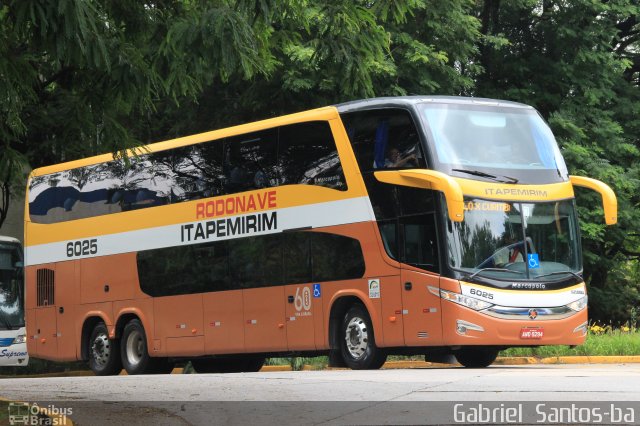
(243, 287), (287, 352)
(52, 261), (78, 360)
(29, 265), (57, 359)
(237, 235), (288, 352)
(399, 214), (444, 346)
(284, 283), (316, 350)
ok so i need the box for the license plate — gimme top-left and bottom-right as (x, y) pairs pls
(520, 327), (544, 339)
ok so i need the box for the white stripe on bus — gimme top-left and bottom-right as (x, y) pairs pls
(25, 196), (374, 266)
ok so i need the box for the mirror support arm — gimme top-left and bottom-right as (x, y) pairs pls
(569, 175), (617, 225)
(374, 169), (464, 222)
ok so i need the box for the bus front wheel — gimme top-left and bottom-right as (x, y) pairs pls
(88, 322), (122, 376)
(340, 304), (387, 370)
(454, 346), (499, 368)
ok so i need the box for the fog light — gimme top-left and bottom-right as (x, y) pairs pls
(456, 320), (484, 336)
(573, 321), (588, 336)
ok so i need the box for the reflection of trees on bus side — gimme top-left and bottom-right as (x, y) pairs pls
(29, 120), (346, 223)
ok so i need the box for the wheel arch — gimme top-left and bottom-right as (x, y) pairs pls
(328, 291), (381, 351)
(114, 307), (155, 353)
(80, 315), (109, 361)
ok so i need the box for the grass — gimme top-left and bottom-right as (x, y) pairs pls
(265, 326), (640, 368)
(503, 325), (640, 357)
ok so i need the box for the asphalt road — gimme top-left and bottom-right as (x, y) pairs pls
(1, 364), (640, 425)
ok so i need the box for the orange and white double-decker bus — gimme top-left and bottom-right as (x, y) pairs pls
(24, 97), (616, 375)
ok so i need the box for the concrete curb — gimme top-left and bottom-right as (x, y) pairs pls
(2, 356), (639, 378)
(264, 356), (640, 371)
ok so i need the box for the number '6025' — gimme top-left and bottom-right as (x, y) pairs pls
(66, 239), (98, 257)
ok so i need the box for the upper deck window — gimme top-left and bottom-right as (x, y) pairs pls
(341, 109), (427, 172)
(419, 103), (569, 184)
(28, 121), (346, 224)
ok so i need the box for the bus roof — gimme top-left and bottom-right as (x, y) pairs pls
(335, 96), (533, 114)
(28, 96), (532, 179)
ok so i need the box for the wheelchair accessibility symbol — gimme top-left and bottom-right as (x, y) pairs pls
(313, 283), (321, 298)
(528, 253), (540, 269)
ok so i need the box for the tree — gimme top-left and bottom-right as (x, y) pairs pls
(0, 0), (280, 228)
(474, 0), (640, 323)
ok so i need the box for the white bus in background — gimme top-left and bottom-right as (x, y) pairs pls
(0, 236), (28, 366)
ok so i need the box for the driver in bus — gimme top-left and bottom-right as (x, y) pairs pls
(375, 147), (417, 168)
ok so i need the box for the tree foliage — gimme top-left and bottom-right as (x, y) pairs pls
(1, 0), (639, 323)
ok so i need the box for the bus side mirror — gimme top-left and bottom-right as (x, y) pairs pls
(569, 175), (617, 225)
(374, 169), (464, 222)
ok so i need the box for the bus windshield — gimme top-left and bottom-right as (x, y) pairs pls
(419, 103), (569, 184)
(446, 198), (582, 282)
(0, 242), (25, 329)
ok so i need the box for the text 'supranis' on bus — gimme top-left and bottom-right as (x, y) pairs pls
(24, 96), (616, 375)
(0, 236), (28, 367)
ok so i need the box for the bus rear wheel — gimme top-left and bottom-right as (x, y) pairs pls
(191, 356), (265, 373)
(121, 319), (174, 375)
(88, 322), (122, 376)
(340, 304), (387, 370)
(454, 346), (499, 368)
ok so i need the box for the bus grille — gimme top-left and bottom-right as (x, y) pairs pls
(0, 338), (14, 347)
(36, 268), (55, 306)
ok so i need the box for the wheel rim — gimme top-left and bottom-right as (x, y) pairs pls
(125, 329), (144, 367)
(345, 316), (369, 359)
(91, 333), (111, 367)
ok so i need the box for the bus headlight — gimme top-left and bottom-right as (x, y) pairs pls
(13, 334), (26, 344)
(429, 287), (493, 311)
(567, 296), (588, 312)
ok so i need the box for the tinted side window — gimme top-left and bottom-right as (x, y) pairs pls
(137, 241), (226, 296)
(341, 109), (426, 172)
(401, 214), (439, 273)
(311, 233), (365, 281)
(377, 220), (398, 261)
(28, 139), (228, 224)
(224, 129), (278, 193)
(137, 230), (364, 296)
(278, 121), (346, 190)
(150, 143), (226, 201)
(228, 237), (266, 288)
(283, 233), (311, 284)
(30, 120), (347, 224)
(364, 174), (399, 220)
(261, 234), (282, 285)
(398, 186), (436, 215)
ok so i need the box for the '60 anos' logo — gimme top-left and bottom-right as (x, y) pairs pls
(294, 287), (312, 313)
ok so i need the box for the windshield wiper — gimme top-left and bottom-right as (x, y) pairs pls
(468, 268), (525, 280)
(532, 271), (583, 281)
(452, 169), (519, 184)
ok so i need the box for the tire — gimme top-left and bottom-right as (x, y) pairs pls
(191, 356), (265, 374)
(88, 322), (122, 376)
(454, 346), (499, 368)
(120, 319), (170, 375)
(340, 304), (387, 370)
